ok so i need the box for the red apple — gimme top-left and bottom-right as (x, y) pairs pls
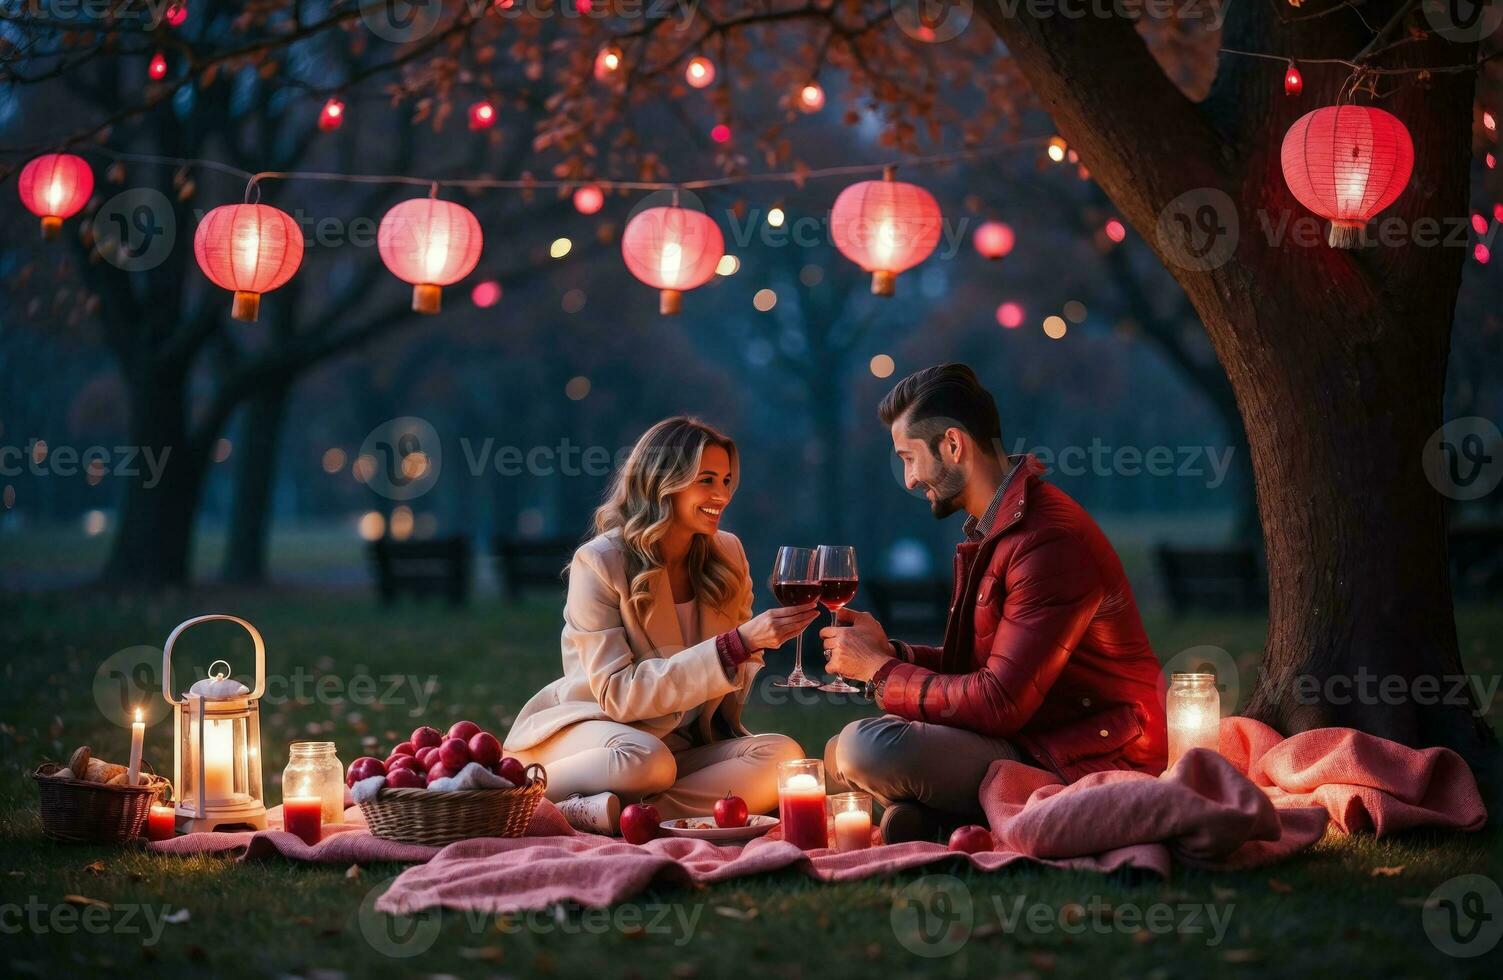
(410, 725), (443, 750)
(468, 732), (502, 767)
(391, 740), (416, 758)
(438, 737), (471, 771)
(496, 757), (526, 786)
(425, 763), (452, 784)
(385, 754), (421, 773)
(619, 803), (661, 844)
(385, 767), (425, 789)
(713, 792), (748, 829)
(447, 720), (482, 742)
(346, 756), (386, 787)
(415, 745), (441, 769)
(947, 825), (994, 854)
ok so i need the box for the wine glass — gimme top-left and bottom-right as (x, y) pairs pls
(815, 545), (862, 694)
(769, 546), (821, 689)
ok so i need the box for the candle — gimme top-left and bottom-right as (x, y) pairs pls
(203, 717), (235, 798)
(282, 795), (323, 846)
(126, 708), (144, 787)
(146, 804), (176, 841)
(778, 767), (828, 850)
(1166, 672), (1222, 771)
(829, 792), (873, 851)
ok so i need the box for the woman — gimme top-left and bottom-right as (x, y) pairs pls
(504, 416), (819, 834)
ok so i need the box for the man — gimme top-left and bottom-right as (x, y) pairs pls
(820, 363), (1167, 843)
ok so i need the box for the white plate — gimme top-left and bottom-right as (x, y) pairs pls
(659, 813), (779, 843)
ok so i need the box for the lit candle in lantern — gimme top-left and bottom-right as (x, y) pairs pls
(1165, 672), (1221, 771)
(146, 804), (176, 841)
(777, 759), (828, 850)
(126, 707), (145, 787)
(282, 795), (323, 846)
(203, 716), (235, 799)
(829, 792), (872, 852)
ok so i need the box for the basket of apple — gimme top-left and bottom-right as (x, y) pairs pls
(350, 721), (547, 846)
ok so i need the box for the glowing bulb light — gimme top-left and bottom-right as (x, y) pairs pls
(1280, 105), (1414, 248)
(149, 51), (168, 80)
(594, 46), (622, 80)
(972, 221), (1014, 260)
(318, 98), (344, 132)
(573, 184), (605, 215)
(165, 2), (187, 27)
(194, 204), (304, 322)
(468, 101), (496, 130)
(830, 171), (942, 296)
(685, 56), (715, 89)
(621, 205), (724, 315)
(1283, 62), (1303, 96)
(377, 198), (484, 314)
(17, 153), (94, 239)
(798, 82), (825, 113)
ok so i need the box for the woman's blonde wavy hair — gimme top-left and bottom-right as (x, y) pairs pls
(592, 416), (742, 618)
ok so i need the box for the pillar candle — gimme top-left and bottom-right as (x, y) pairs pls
(833, 809), (872, 851)
(778, 773), (827, 850)
(146, 804), (176, 841)
(282, 796), (323, 846)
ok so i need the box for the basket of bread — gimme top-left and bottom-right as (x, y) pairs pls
(33, 745), (170, 843)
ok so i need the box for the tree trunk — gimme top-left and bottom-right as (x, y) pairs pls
(102, 363), (207, 589)
(977, 4), (1495, 767)
(222, 381), (291, 585)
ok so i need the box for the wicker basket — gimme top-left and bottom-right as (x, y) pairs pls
(359, 764), (547, 846)
(32, 763), (170, 844)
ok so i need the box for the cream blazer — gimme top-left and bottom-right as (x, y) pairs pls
(504, 529), (762, 752)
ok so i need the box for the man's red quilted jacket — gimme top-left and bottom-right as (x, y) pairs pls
(871, 456), (1167, 781)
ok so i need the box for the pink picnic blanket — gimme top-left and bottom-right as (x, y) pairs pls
(149, 717), (1485, 913)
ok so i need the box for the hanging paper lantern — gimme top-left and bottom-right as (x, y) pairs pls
(17, 153), (94, 239)
(621, 205), (724, 315)
(164, 2), (188, 27)
(797, 82), (825, 114)
(377, 198), (484, 314)
(148, 51), (168, 80)
(709, 123), (731, 143)
(468, 101), (496, 130)
(1280, 105), (1414, 248)
(830, 170), (942, 296)
(685, 56), (715, 89)
(573, 184), (604, 215)
(1104, 218), (1127, 243)
(972, 221), (1014, 260)
(318, 98), (344, 132)
(1283, 62), (1303, 96)
(193, 204), (304, 322)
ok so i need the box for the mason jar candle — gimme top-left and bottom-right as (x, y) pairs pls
(1166, 672), (1221, 771)
(777, 759), (828, 850)
(281, 741), (344, 824)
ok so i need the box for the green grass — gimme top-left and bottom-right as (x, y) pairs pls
(1, 591), (1498, 979)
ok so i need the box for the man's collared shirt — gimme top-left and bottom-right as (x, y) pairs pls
(961, 455), (1026, 541)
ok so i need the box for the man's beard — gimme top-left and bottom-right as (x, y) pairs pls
(924, 464), (968, 519)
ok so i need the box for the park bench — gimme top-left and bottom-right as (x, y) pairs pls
(1155, 544), (1266, 617)
(368, 536), (471, 606)
(492, 535), (575, 602)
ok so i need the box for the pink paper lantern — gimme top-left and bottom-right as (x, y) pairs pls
(830, 172), (942, 295)
(193, 204), (304, 322)
(17, 153), (94, 239)
(378, 198), (484, 314)
(621, 205), (724, 315)
(1280, 106), (1414, 248)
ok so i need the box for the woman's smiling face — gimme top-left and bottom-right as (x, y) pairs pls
(670, 443), (733, 536)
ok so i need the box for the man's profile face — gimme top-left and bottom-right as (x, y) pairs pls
(891, 416), (967, 519)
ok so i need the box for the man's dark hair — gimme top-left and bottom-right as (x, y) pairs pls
(878, 363), (1002, 457)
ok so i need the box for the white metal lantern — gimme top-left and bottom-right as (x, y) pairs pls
(162, 615), (267, 833)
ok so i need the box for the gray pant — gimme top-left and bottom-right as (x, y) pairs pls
(823, 714), (1031, 820)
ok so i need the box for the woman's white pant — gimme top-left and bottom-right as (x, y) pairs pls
(512, 720), (805, 820)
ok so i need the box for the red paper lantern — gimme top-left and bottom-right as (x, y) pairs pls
(193, 204), (304, 322)
(621, 205), (724, 315)
(972, 220), (1014, 260)
(17, 153), (94, 239)
(830, 170), (942, 295)
(378, 198), (484, 314)
(1281, 105), (1414, 248)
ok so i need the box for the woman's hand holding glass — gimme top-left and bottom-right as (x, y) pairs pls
(738, 603), (821, 653)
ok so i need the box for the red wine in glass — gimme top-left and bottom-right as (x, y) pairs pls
(770, 546), (821, 689)
(775, 581), (822, 606)
(815, 546), (862, 694)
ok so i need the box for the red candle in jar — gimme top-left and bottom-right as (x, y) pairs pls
(282, 796), (323, 846)
(778, 773), (828, 850)
(146, 804), (176, 841)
